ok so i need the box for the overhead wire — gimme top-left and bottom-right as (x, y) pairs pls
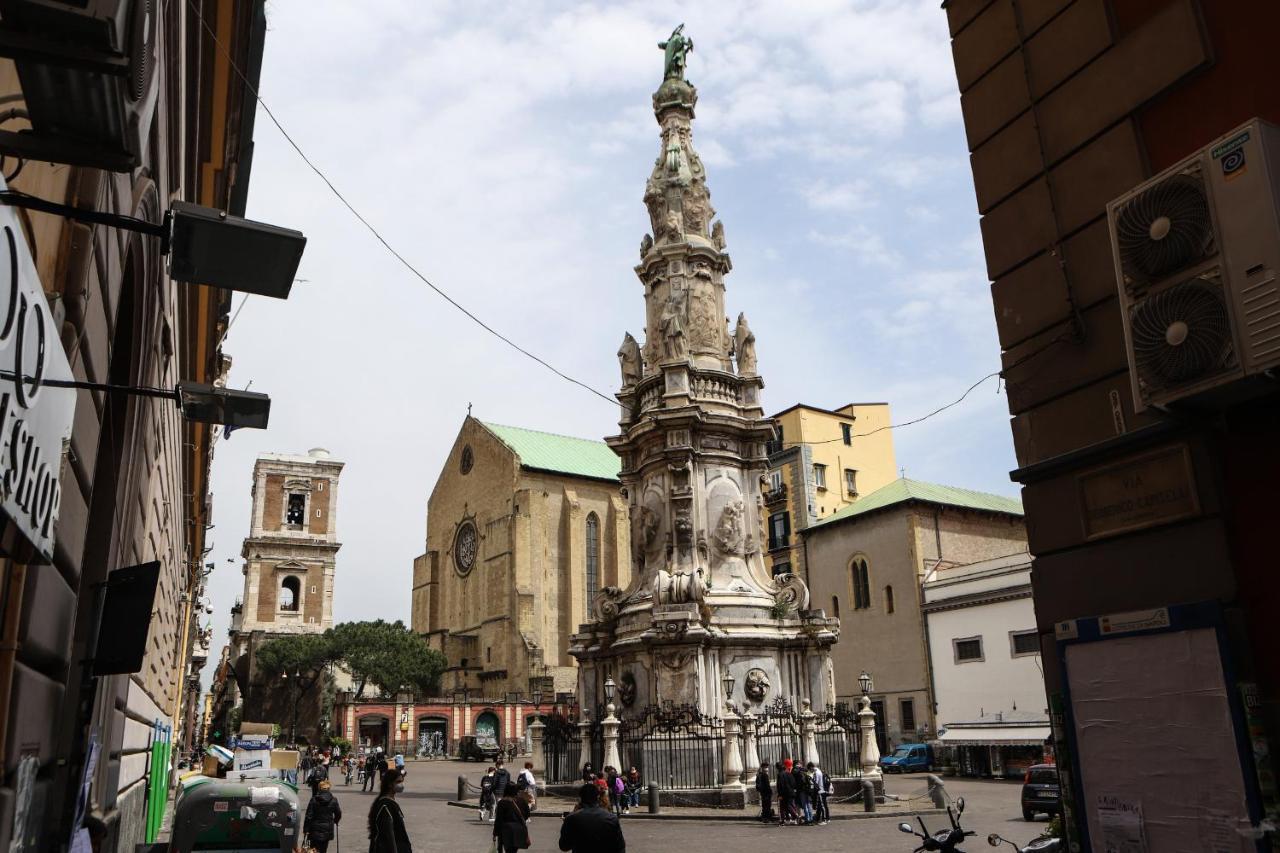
(186, 0), (616, 406)
(188, 0), (1079, 440)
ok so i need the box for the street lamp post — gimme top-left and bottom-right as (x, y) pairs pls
(602, 675), (621, 771)
(721, 668), (736, 713)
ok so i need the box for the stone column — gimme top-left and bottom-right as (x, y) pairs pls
(528, 719), (546, 776)
(858, 696), (882, 779)
(578, 715), (593, 774)
(721, 707), (744, 788)
(741, 709), (760, 776)
(800, 699), (820, 767)
(602, 703), (622, 772)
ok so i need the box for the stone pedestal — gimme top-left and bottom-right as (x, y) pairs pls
(741, 710), (760, 776)
(800, 699), (820, 767)
(603, 705), (622, 771)
(859, 696), (882, 780)
(528, 719), (546, 776)
(578, 718), (593, 774)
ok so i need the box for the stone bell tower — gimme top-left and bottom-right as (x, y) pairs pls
(571, 29), (839, 718)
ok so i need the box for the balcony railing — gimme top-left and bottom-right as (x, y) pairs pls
(763, 484), (788, 504)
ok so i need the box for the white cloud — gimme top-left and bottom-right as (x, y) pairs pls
(200, 1), (1016, 691)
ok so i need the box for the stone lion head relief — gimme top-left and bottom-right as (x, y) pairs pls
(744, 668), (770, 703)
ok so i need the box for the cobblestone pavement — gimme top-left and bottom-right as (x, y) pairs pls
(305, 760), (1044, 852)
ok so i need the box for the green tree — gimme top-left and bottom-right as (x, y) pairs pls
(328, 620), (445, 698)
(255, 632), (336, 678)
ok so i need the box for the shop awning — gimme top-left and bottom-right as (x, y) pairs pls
(937, 726), (1051, 746)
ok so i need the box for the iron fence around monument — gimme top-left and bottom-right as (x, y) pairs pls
(752, 699), (862, 778)
(618, 704), (724, 790)
(753, 698), (803, 770)
(542, 713), (604, 784)
(815, 708), (859, 776)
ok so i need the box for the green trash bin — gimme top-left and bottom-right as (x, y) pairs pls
(167, 776), (299, 852)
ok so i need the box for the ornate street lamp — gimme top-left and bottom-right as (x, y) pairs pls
(859, 670), (873, 697)
(603, 675), (616, 707)
(722, 668), (736, 706)
(532, 691), (543, 710)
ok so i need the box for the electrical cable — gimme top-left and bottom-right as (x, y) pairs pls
(187, 0), (1078, 439)
(186, 0), (616, 406)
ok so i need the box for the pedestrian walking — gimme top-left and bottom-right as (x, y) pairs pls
(493, 758), (512, 799)
(364, 749), (388, 793)
(493, 786), (531, 853)
(303, 779), (342, 853)
(811, 762), (830, 824)
(368, 768), (411, 852)
(794, 761), (813, 825)
(307, 757), (330, 798)
(581, 762), (595, 783)
(754, 762), (774, 823)
(776, 760), (795, 825)
(558, 783), (626, 853)
(479, 766), (497, 822)
(625, 767), (642, 812)
(517, 761), (538, 810)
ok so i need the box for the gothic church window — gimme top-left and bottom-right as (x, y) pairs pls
(851, 557), (871, 610)
(281, 576), (300, 612)
(585, 512), (600, 619)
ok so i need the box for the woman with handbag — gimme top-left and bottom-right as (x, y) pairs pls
(492, 786), (530, 853)
(368, 768), (412, 853)
(303, 779), (342, 853)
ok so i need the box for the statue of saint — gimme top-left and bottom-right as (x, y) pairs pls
(640, 233), (653, 258)
(660, 285), (688, 360)
(733, 312), (757, 376)
(711, 220), (725, 250)
(617, 332), (642, 387)
(658, 24), (693, 80)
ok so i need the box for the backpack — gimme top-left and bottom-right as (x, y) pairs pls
(481, 776), (495, 796)
(613, 776), (625, 794)
(822, 773), (833, 794)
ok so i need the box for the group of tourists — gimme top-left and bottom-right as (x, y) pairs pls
(754, 759), (832, 825)
(297, 747), (415, 852)
(478, 758), (540, 821)
(579, 762), (642, 816)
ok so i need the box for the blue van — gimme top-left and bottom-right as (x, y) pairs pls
(879, 743), (933, 773)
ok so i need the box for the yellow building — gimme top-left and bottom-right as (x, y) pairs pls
(764, 403), (898, 579)
(412, 418), (629, 697)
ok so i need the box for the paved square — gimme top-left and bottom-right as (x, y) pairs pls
(303, 761), (1043, 852)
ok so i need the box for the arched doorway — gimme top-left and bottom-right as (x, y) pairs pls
(358, 715), (389, 753)
(474, 711), (500, 748)
(417, 716), (448, 757)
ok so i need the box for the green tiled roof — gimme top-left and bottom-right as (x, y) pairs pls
(808, 478), (1023, 530)
(481, 421), (621, 482)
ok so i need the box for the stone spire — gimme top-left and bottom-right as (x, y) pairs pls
(577, 31), (838, 720)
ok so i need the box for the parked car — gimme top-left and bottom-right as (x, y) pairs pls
(458, 735), (501, 762)
(879, 743), (933, 773)
(1021, 763), (1061, 820)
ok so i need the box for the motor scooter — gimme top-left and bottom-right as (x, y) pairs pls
(897, 797), (974, 852)
(897, 798), (1064, 853)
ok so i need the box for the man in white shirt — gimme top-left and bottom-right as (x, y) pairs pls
(518, 761), (538, 809)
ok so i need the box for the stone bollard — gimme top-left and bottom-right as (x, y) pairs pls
(648, 782), (660, 814)
(458, 775), (468, 802)
(862, 779), (876, 813)
(926, 774), (947, 809)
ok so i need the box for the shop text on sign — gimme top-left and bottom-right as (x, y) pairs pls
(0, 177), (76, 561)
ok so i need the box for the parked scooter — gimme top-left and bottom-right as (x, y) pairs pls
(897, 798), (974, 852)
(898, 799), (1064, 853)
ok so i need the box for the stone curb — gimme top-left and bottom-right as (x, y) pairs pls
(446, 800), (944, 823)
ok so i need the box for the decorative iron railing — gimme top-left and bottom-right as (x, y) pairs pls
(618, 704), (724, 790)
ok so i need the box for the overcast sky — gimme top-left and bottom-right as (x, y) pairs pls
(201, 0), (1016, 680)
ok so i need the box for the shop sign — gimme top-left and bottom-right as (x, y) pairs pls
(0, 177), (76, 562)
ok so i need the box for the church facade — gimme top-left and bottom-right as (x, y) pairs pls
(412, 417), (630, 697)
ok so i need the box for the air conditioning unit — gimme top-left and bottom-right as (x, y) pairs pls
(0, 0), (160, 171)
(1108, 118), (1280, 412)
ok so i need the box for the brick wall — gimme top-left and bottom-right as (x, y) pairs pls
(263, 475), (284, 532)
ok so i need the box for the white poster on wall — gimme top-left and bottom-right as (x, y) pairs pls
(0, 176), (77, 562)
(1066, 628), (1255, 853)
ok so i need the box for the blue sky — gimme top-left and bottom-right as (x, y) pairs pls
(202, 0), (1017, 666)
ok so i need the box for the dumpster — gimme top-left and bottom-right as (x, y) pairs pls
(166, 776), (299, 852)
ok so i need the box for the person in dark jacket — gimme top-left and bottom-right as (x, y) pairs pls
(303, 779), (342, 853)
(307, 759), (330, 798)
(368, 768), (411, 852)
(493, 758), (512, 798)
(493, 786), (531, 853)
(559, 784), (625, 853)
(792, 761), (812, 825)
(775, 760), (795, 825)
(754, 763), (774, 823)
(364, 749), (388, 792)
